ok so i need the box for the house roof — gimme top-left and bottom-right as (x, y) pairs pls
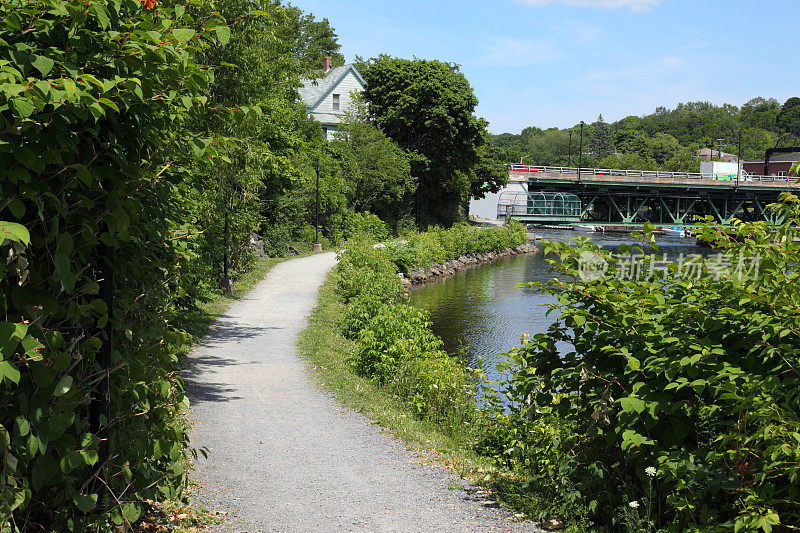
(744, 151), (800, 164)
(298, 64), (366, 111)
(696, 147), (739, 160)
(308, 112), (340, 126)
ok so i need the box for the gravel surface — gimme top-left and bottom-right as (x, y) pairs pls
(186, 252), (538, 532)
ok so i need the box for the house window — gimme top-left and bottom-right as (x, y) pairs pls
(778, 171), (787, 177)
(332, 94), (340, 111)
(321, 127), (328, 137)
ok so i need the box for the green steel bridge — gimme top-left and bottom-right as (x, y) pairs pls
(497, 164), (800, 227)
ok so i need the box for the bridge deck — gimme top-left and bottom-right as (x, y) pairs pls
(510, 165), (800, 191)
(500, 165), (799, 226)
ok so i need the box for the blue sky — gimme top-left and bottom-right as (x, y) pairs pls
(289, 0), (800, 134)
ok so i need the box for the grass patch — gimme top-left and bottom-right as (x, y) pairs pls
(296, 274), (498, 479)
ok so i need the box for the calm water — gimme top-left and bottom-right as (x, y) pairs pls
(408, 229), (714, 381)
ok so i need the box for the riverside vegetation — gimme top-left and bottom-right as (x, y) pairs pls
(303, 198), (800, 533)
(479, 195), (800, 532)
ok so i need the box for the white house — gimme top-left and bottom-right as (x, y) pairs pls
(298, 57), (366, 140)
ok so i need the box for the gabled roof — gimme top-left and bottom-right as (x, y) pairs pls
(298, 64), (366, 111)
(744, 152), (800, 164)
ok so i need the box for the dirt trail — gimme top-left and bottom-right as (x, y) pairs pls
(186, 252), (535, 532)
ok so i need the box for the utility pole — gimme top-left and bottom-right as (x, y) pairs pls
(714, 138), (726, 160)
(578, 122), (585, 180)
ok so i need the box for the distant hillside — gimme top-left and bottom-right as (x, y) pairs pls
(490, 97), (800, 172)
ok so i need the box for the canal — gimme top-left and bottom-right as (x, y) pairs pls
(408, 229), (715, 383)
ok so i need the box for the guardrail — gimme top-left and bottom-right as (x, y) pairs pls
(507, 164), (793, 183)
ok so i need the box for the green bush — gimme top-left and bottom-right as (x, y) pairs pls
(344, 212), (390, 243)
(391, 354), (475, 427)
(335, 244), (400, 303)
(482, 200), (800, 531)
(353, 304), (442, 382)
(0, 0), (233, 528)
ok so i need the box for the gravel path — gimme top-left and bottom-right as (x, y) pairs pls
(186, 252), (537, 532)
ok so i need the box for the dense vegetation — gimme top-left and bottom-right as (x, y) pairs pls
(0, 0), (501, 529)
(334, 223), (526, 426)
(479, 196), (800, 531)
(491, 98), (800, 172)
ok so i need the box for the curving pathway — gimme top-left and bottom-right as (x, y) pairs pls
(185, 252), (535, 532)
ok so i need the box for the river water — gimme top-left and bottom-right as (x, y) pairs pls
(408, 229), (715, 382)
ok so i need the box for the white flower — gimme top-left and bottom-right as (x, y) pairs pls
(628, 501), (640, 509)
(645, 466), (657, 477)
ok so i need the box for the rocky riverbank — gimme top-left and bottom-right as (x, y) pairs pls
(400, 243), (538, 285)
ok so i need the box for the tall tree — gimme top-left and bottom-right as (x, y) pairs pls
(330, 114), (416, 219)
(280, 6), (345, 73)
(776, 97), (800, 138)
(588, 114), (613, 158)
(362, 57), (488, 226)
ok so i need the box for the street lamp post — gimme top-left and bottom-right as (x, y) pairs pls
(313, 160), (322, 252)
(577, 122), (585, 180)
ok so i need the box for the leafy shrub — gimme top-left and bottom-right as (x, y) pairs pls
(482, 200), (800, 531)
(335, 244), (400, 303)
(353, 304), (443, 382)
(342, 281), (404, 339)
(391, 354), (475, 427)
(344, 212), (389, 243)
(0, 1), (233, 528)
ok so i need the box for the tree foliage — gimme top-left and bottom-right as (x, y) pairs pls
(0, 0), (239, 527)
(362, 57), (490, 226)
(490, 98), (794, 173)
(588, 114), (613, 159)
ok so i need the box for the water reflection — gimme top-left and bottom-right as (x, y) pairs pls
(408, 229), (715, 382)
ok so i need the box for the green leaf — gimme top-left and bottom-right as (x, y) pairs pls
(10, 97), (35, 119)
(123, 502), (142, 523)
(31, 54), (55, 76)
(53, 375), (73, 396)
(621, 429), (654, 451)
(91, 4), (110, 29)
(172, 28), (195, 43)
(54, 253), (75, 292)
(215, 25), (231, 46)
(73, 492), (97, 513)
(0, 360), (21, 384)
(8, 198), (25, 218)
(15, 416), (30, 437)
(98, 97), (120, 113)
(0, 221), (30, 245)
(619, 397), (646, 414)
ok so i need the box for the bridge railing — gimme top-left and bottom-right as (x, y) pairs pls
(507, 164), (793, 183)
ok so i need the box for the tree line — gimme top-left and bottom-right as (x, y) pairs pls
(490, 97), (800, 173)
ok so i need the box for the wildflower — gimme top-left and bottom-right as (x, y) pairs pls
(645, 466), (657, 477)
(141, 0), (156, 9)
(628, 501), (639, 509)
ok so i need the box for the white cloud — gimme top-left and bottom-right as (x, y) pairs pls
(473, 37), (562, 67)
(515, 0), (660, 12)
(663, 55), (683, 67)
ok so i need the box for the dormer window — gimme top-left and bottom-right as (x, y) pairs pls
(332, 94), (340, 111)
